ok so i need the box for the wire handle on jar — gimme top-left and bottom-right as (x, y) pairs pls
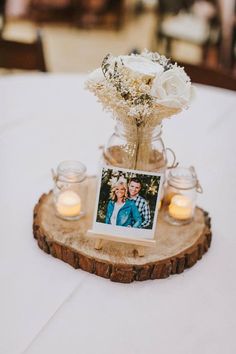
(51, 168), (63, 190)
(166, 147), (179, 169)
(190, 166), (203, 193)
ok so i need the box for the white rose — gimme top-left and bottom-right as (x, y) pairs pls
(150, 67), (192, 108)
(87, 68), (105, 84)
(119, 55), (164, 77)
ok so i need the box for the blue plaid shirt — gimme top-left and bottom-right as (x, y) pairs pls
(130, 195), (151, 228)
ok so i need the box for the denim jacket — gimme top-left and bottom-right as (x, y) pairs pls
(105, 199), (142, 228)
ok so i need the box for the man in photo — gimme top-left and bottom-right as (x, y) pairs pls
(128, 178), (151, 228)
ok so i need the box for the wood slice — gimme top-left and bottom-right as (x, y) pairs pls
(33, 177), (212, 283)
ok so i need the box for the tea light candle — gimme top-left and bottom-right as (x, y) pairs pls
(56, 190), (81, 217)
(168, 195), (193, 220)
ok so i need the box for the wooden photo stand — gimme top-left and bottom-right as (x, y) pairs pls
(33, 177), (212, 283)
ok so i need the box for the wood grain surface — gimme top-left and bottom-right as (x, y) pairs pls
(33, 177), (212, 283)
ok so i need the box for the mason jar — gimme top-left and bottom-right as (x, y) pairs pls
(102, 122), (176, 173)
(52, 160), (87, 221)
(164, 166), (203, 225)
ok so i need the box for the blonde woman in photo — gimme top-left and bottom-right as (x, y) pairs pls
(105, 181), (142, 228)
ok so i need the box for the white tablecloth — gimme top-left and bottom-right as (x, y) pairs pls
(0, 74), (236, 354)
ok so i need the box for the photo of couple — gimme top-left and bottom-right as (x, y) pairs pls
(95, 167), (163, 234)
(105, 178), (151, 229)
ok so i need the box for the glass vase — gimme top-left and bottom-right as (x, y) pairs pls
(103, 121), (174, 173)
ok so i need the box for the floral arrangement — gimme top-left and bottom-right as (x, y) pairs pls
(86, 50), (193, 127)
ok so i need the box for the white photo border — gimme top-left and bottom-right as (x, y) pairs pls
(89, 165), (164, 246)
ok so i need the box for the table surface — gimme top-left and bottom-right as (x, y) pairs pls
(0, 73), (236, 354)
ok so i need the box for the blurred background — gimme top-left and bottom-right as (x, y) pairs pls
(0, 0), (235, 88)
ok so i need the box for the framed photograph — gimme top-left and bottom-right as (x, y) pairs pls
(89, 165), (164, 246)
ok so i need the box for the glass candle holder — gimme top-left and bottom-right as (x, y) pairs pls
(52, 160), (87, 221)
(164, 166), (203, 225)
